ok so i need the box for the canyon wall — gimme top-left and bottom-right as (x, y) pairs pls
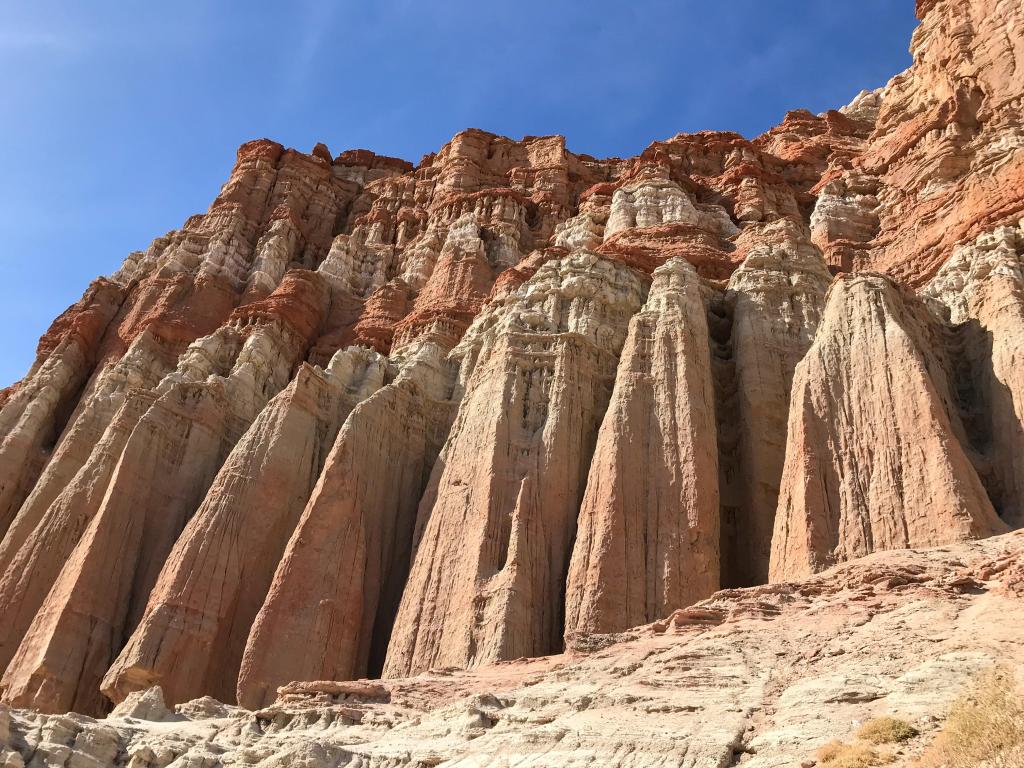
(0, 0), (1021, 718)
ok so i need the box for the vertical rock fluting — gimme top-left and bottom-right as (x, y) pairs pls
(100, 348), (385, 707)
(563, 258), (719, 637)
(0, 329), (182, 582)
(382, 252), (644, 678)
(719, 222), (832, 586)
(2, 0), (1024, 715)
(0, 280), (124, 535)
(235, 340), (457, 709)
(0, 271), (242, 563)
(0, 277), (237, 678)
(769, 273), (1008, 581)
(0, 273), (330, 715)
(924, 224), (1024, 527)
(234, 215), (508, 709)
(0, 391), (156, 678)
(0, 134), (361, 685)
(0, 383), (233, 714)
(0, 325), (199, 678)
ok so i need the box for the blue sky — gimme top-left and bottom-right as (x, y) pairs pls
(0, 1), (918, 386)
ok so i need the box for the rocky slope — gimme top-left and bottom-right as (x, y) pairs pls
(0, 0), (1022, 730)
(3, 530), (1023, 768)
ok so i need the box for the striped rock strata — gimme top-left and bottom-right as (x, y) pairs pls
(0, 0), (1021, 721)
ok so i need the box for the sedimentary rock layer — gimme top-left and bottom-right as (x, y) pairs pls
(769, 273), (1008, 581)
(0, 280), (124, 536)
(717, 221), (832, 586)
(0, 0), (1022, 718)
(102, 348), (386, 707)
(924, 223), (1024, 527)
(564, 257), (719, 637)
(383, 253), (645, 677)
(236, 339), (459, 709)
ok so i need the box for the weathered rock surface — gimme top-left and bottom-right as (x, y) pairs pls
(769, 273), (1008, 580)
(3, 531), (1023, 768)
(383, 253), (646, 677)
(236, 337), (460, 709)
(101, 347), (386, 707)
(853, 0), (1024, 286)
(0, 0), (1022, 723)
(924, 222), (1024, 527)
(0, 280), (124, 536)
(564, 257), (719, 637)
(718, 221), (832, 586)
(0, 273), (330, 715)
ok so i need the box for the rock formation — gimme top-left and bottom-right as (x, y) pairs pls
(847, 0), (1024, 286)
(563, 257), (719, 637)
(0, 280), (124, 536)
(235, 337), (459, 709)
(0, 0), (1021, 723)
(3, 530), (1024, 768)
(382, 253), (646, 677)
(718, 221), (832, 586)
(769, 273), (1008, 581)
(101, 347), (386, 707)
(1, 271), (331, 715)
(924, 223), (1024, 527)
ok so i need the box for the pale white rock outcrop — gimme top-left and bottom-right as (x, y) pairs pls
(719, 221), (832, 586)
(924, 222), (1024, 526)
(770, 273), (1008, 581)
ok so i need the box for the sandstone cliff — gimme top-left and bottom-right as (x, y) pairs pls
(101, 347), (386, 707)
(924, 223), (1024, 527)
(382, 253), (645, 677)
(563, 257), (719, 637)
(0, 0), (1022, 720)
(769, 273), (1008, 580)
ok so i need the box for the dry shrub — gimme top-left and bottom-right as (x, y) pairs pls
(817, 740), (892, 767)
(856, 716), (918, 745)
(915, 665), (1024, 767)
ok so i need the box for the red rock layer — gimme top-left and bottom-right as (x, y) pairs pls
(820, 0), (1024, 285)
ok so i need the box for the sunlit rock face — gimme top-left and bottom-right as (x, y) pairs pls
(769, 273), (1007, 582)
(0, 0), (1022, 729)
(563, 257), (719, 637)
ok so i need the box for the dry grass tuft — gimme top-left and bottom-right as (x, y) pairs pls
(856, 716), (918, 745)
(915, 665), (1024, 767)
(817, 740), (892, 767)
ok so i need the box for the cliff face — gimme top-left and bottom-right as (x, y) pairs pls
(0, 0), (1022, 719)
(563, 257), (719, 638)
